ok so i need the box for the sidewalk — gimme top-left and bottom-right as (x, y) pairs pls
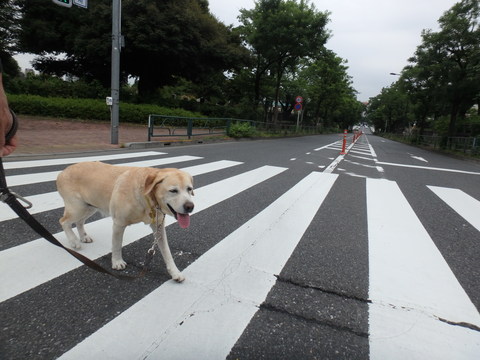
(11, 116), (224, 156)
(12, 116), (148, 155)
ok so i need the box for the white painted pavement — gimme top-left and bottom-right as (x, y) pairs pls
(0, 160), (242, 222)
(367, 178), (480, 360)
(2, 149), (480, 359)
(428, 186), (480, 232)
(313, 140), (342, 151)
(0, 165), (286, 302)
(5, 155), (203, 186)
(59, 172), (339, 360)
(3, 151), (165, 170)
(376, 161), (480, 176)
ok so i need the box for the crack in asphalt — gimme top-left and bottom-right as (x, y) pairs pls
(275, 275), (371, 304)
(259, 302), (369, 338)
(437, 317), (480, 333)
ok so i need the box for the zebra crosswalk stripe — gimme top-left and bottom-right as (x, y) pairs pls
(2, 151), (165, 170)
(366, 178), (480, 359)
(0, 165), (286, 302)
(428, 186), (480, 231)
(58, 172), (338, 360)
(0, 160), (242, 222)
(5, 155), (203, 187)
(2, 151), (480, 359)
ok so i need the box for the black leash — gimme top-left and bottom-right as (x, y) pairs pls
(0, 157), (154, 280)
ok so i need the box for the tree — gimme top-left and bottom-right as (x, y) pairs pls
(366, 84), (410, 133)
(299, 49), (357, 129)
(238, 0), (330, 122)
(408, 0), (480, 136)
(122, 0), (247, 98)
(14, 0), (247, 98)
(0, 0), (21, 76)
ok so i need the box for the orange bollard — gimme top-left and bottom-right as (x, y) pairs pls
(340, 129), (347, 154)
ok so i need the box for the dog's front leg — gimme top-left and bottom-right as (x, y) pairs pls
(151, 223), (185, 282)
(111, 222), (127, 270)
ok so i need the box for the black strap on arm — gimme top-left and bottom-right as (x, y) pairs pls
(0, 158), (152, 280)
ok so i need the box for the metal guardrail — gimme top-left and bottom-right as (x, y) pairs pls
(147, 115), (233, 141)
(404, 134), (479, 155)
(147, 115), (321, 141)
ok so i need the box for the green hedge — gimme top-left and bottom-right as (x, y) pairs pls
(7, 94), (203, 124)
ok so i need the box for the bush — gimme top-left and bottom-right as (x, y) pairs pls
(6, 74), (109, 99)
(227, 122), (256, 138)
(6, 94), (203, 124)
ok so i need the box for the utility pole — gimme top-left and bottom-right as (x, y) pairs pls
(110, 0), (121, 144)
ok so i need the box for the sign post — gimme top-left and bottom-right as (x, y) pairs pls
(295, 96), (303, 131)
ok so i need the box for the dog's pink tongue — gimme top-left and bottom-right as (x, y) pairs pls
(177, 213), (190, 229)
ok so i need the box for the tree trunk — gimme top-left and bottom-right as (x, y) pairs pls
(272, 67), (284, 124)
(448, 101), (460, 137)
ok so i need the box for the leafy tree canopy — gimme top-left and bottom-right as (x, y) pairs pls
(14, 0), (248, 97)
(370, 0), (480, 137)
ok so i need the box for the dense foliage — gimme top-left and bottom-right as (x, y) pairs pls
(8, 94), (202, 123)
(1, 0), (363, 129)
(366, 0), (480, 137)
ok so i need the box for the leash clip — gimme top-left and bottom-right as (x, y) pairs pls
(0, 191), (33, 209)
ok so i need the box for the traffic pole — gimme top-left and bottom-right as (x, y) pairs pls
(110, 0), (121, 145)
(340, 129), (347, 155)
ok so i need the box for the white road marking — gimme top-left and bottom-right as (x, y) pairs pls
(2, 151), (165, 170)
(410, 154), (428, 163)
(314, 140), (342, 151)
(59, 172), (338, 360)
(323, 141), (356, 173)
(350, 154), (375, 161)
(349, 149), (372, 156)
(0, 165), (286, 302)
(367, 178), (480, 359)
(376, 161), (480, 176)
(5, 155), (203, 187)
(428, 186), (480, 231)
(0, 160), (243, 222)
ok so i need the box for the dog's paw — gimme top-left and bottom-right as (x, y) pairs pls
(70, 242), (82, 250)
(172, 272), (185, 283)
(81, 235), (93, 243)
(112, 259), (127, 270)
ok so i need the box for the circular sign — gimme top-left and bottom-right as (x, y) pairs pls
(294, 103), (302, 111)
(295, 96), (303, 103)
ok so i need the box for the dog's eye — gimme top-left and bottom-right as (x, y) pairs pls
(187, 187), (193, 192)
(169, 189), (178, 194)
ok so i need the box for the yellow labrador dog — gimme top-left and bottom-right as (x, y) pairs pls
(56, 161), (194, 282)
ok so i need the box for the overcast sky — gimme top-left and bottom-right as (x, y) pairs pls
(208, 0), (458, 101)
(14, 0), (458, 102)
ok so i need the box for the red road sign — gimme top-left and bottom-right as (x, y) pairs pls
(295, 96), (303, 103)
(294, 103), (302, 111)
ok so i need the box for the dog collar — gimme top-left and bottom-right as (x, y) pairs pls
(145, 195), (165, 224)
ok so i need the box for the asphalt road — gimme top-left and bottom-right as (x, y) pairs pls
(1, 130), (479, 359)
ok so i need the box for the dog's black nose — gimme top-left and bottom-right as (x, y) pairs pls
(184, 201), (194, 213)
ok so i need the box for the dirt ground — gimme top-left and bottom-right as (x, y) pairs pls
(11, 115), (149, 154)
(10, 115), (228, 155)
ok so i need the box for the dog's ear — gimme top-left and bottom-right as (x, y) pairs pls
(144, 173), (165, 195)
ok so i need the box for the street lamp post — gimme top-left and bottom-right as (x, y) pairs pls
(110, 0), (121, 145)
